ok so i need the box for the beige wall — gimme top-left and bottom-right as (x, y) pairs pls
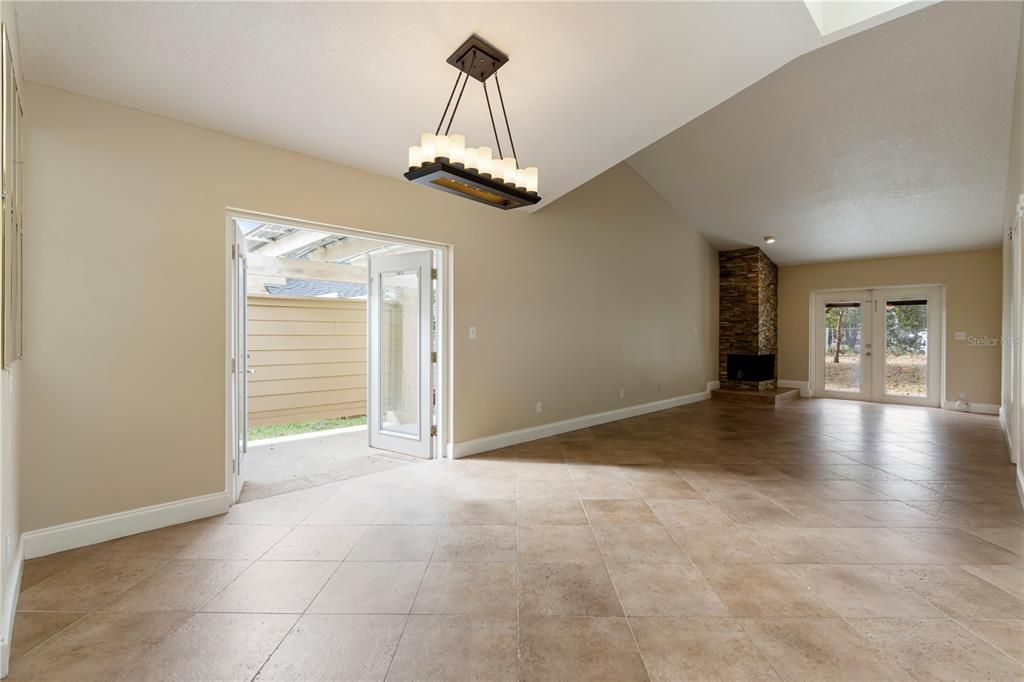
(778, 248), (1003, 405)
(247, 296), (367, 427)
(21, 83), (718, 531)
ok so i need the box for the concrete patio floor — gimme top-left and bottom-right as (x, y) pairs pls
(241, 428), (417, 502)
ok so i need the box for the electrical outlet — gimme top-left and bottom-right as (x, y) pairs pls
(619, 388), (625, 399)
(535, 401), (543, 414)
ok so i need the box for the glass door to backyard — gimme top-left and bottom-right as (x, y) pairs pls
(816, 291), (873, 400)
(813, 286), (942, 407)
(368, 250), (435, 458)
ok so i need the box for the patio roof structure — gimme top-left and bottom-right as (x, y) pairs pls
(239, 219), (417, 296)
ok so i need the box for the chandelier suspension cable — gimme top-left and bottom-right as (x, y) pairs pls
(444, 54), (473, 136)
(482, 80), (505, 160)
(493, 72), (519, 168)
(435, 70), (463, 136)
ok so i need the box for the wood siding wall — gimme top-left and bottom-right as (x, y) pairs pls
(247, 295), (367, 426)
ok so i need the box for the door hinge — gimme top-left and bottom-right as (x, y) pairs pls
(231, 244), (237, 259)
(431, 268), (437, 280)
(431, 351), (437, 363)
(430, 425), (437, 437)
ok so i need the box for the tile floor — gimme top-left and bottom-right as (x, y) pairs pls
(10, 398), (1024, 681)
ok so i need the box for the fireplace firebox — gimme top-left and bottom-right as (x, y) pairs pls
(727, 353), (776, 383)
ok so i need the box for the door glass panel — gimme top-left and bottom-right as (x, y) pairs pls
(380, 269), (420, 437)
(824, 302), (863, 392)
(884, 299), (928, 397)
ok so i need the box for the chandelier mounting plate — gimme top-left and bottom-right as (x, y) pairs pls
(446, 34), (509, 83)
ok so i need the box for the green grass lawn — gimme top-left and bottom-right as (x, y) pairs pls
(249, 415), (367, 441)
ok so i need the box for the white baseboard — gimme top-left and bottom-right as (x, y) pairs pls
(1000, 406), (1017, 464)
(22, 491), (231, 560)
(0, 537), (23, 678)
(1017, 465), (1024, 512)
(941, 401), (1000, 415)
(451, 388), (712, 459)
(777, 380), (811, 397)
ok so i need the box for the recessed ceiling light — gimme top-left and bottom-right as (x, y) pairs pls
(763, 236), (776, 244)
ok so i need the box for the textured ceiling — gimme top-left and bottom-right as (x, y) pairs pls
(628, 1), (1022, 265)
(14, 1), (853, 210)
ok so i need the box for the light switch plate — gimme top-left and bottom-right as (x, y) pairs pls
(469, 326), (477, 340)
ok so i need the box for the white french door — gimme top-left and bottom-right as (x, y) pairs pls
(230, 225), (249, 501)
(873, 287), (942, 406)
(813, 286), (942, 407)
(814, 290), (874, 401)
(368, 250), (435, 458)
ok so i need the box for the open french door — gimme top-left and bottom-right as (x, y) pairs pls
(368, 250), (435, 458)
(230, 225), (249, 501)
(813, 286), (942, 407)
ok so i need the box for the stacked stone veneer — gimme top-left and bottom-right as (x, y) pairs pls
(718, 247), (779, 391)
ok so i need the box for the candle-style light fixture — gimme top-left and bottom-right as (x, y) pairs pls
(405, 35), (540, 210)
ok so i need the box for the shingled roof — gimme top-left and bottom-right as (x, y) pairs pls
(264, 278), (367, 299)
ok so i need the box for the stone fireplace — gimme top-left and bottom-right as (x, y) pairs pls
(718, 247), (778, 392)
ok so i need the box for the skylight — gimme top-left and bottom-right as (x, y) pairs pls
(802, 0), (920, 37)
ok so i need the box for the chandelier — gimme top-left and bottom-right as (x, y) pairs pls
(406, 35), (540, 210)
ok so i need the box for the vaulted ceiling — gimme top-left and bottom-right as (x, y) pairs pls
(628, 0), (1022, 264)
(13, 1), (1020, 264)
(13, 2), (919, 207)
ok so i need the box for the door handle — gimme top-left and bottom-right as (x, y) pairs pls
(246, 369), (256, 375)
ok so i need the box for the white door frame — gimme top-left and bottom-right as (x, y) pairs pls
(1006, 197), (1023, 465)
(229, 224), (249, 502)
(223, 209), (453, 502)
(809, 284), (946, 407)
